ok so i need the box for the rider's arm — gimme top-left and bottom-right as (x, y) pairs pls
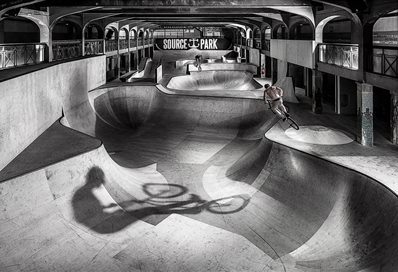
(263, 90), (272, 102)
(275, 87), (283, 96)
(263, 90), (270, 102)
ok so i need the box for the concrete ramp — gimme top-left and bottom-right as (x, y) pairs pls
(1, 83), (397, 271)
(167, 70), (262, 91)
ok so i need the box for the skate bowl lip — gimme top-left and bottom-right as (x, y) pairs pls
(186, 63), (258, 73)
(166, 70), (262, 91)
(157, 70), (264, 99)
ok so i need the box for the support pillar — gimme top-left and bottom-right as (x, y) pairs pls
(46, 31), (53, 62)
(312, 70), (323, 113)
(127, 38), (131, 72)
(0, 22), (4, 43)
(335, 76), (341, 114)
(82, 34), (85, 57)
(357, 82), (373, 146)
(391, 92), (398, 145)
(305, 68), (312, 97)
(277, 59), (288, 81)
(117, 37), (121, 78)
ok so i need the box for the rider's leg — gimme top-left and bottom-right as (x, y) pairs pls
(278, 98), (290, 117)
(271, 101), (285, 119)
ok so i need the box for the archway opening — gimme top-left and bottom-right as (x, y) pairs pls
(323, 18), (352, 43)
(52, 20), (82, 61)
(105, 27), (117, 40)
(52, 21), (82, 41)
(85, 24), (104, 40)
(369, 12), (398, 78)
(290, 21), (314, 40)
(253, 27), (261, 48)
(274, 24), (287, 39)
(0, 17), (40, 43)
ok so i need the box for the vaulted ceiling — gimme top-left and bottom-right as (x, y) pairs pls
(1, 0), (396, 30)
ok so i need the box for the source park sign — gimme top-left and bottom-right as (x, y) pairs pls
(155, 38), (232, 50)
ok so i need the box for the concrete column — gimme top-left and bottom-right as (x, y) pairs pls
(357, 82), (373, 146)
(391, 92), (398, 145)
(0, 22), (4, 43)
(271, 58), (277, 84)
(335, 76), (341, 114)
(117, 36), (121, 78)
(82, 32), (85, 57)
(127, 37), (131, 72)
(305, 68), (312, 97)
(312, 70), (323, 113)
(47, 30), (53, 62)
(277, 60), (288, 81)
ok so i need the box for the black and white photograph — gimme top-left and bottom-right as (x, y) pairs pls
(0, 0), (397, 271)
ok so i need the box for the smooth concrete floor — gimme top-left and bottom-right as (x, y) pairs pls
(1, 70), (398, 271)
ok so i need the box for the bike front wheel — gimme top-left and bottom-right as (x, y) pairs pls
(286, 117), (299, 130)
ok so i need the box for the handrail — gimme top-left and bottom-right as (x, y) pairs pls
(318, 42), (359, 47)
(367, 46), (398, 78)
(1, 43), (47, 70)
(372, 45), (398, 50)
(52, 40), (82, 44)
(0, 42), (47, 47)
(85, 39), (103, 42)
(318, 43), (359, 70)
(52, 41), (82, 61)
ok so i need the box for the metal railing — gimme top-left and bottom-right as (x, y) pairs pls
(368, 46), (398, 78)
(0, 43), (46, 70)
(318, 43), (359, 70)
(52, 40), (82, 61)
(105, 40), (118, 52)
(119, 39), (128, 50)
(84, 39), (104, 56)
(129, 39), (137, 48)
(137, 40), (143, 47)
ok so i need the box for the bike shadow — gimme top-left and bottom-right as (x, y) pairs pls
(72, 166), (251, 234)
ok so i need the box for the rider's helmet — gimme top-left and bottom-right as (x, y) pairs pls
(264, 84), (270, 90)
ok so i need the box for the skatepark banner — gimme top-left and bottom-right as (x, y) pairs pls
(155, 38), (232, 50)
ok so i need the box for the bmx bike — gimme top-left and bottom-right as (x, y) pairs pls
(265, 99), (299, 130)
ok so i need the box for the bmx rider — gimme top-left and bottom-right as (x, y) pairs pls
(264, 84), (290, 121)
(194, 55), (202, 71)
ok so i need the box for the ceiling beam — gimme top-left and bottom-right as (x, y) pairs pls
(41, 0), (312, 7)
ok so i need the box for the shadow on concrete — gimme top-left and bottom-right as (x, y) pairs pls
(72, 166), (250, 233)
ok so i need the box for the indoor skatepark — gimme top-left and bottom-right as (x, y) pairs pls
(1, 0), (398, 271)
(1, 69), (398, 271)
